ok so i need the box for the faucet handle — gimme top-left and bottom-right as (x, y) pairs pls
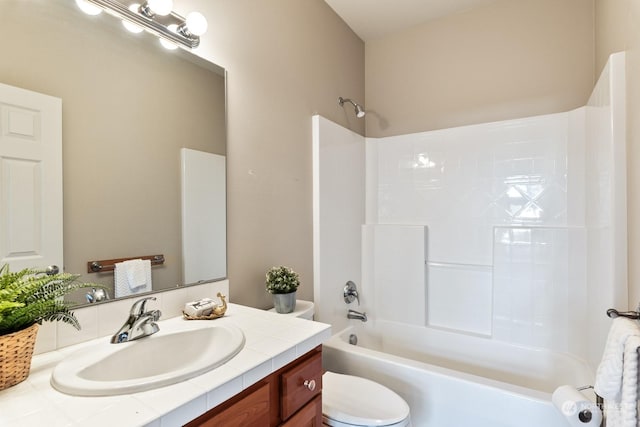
(130, 297), (157, 316)
(343, 281), (360, 305)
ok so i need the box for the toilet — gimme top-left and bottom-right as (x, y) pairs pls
(270, 300), (412, 427)
(322, 371), (411, 427)
(268, 300), (315, 320)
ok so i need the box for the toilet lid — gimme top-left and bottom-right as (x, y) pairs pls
(322, 372), (410, 426)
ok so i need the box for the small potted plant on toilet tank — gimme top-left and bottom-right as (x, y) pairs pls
(265, 265), (300, 314)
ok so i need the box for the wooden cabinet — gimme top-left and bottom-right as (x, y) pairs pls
(280, 396), (322, 427)
(185, 346), (323, 427)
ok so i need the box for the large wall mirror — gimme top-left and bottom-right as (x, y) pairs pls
(0, 0), (227, 305)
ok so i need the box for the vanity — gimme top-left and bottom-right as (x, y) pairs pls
(185, 345), (323, 426)
(0, 299), (331, 426)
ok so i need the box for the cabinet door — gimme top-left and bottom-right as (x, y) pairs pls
(190, 382), (270, 427)
(280, 396), (322, 427)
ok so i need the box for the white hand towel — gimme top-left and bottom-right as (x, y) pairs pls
(595, 317), (640, 427)
(122, 259), (148, 290)
(114, 260), (153, 298)
(114, 262), (132, 298)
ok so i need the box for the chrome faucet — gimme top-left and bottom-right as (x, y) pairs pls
(347, 309), (367, 322)
(111, 297), (162, 344)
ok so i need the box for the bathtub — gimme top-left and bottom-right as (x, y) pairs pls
(322, 322), (595, 427)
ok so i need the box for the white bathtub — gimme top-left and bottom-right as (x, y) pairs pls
(322, 322), (596, 427)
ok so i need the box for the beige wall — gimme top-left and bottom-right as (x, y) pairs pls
(186, 0), (365, 307)
(595, 0), (628, 75)
(365, 0), (595, 137)
(628, 0), (640, 311)
(595, 0), (640, 309)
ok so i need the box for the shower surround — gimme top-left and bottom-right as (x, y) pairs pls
(313, 52), (626, 371)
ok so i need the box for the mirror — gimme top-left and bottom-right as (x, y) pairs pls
(0, 0), (226, 304)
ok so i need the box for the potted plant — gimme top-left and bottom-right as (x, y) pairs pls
(0, 264), (96, 390)
(265, 265), (300, 314)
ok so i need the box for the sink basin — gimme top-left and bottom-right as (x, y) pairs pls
(51, 321), (245, 396)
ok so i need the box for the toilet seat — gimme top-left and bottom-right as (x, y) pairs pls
(322, 372), (411, 427)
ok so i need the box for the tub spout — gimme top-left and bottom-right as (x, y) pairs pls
(347, 309), (367, 322)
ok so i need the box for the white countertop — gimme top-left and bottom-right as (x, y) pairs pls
(0, 303), (331, 427)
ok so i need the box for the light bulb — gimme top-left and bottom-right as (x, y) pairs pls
(159, 38), (179, 50)
(185, 12), (208, 36)
(122, 4), (144, 33)
(147, 0), (173, 16)
(75, 0), (102, 15)
(159, 24), (179, 50)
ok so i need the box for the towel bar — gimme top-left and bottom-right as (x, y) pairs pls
(606, 308), (640, 319)
(87, 254), (165, 273)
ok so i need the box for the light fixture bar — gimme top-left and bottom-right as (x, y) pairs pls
(83, 0), (200, 49)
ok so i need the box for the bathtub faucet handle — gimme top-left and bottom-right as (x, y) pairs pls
(343, 281), (360, 305)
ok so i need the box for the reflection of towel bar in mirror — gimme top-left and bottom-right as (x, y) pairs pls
(87, 255), (165, 273)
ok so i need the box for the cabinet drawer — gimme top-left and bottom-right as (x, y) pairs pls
(281, 351), (322, 420)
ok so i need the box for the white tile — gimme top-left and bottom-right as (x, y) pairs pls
(189, 364), (242, 397)
(160, 287), (189, 318)
(241, 360), (273, 388)
(56, 306), (98, 348)
(96, 298), (135, 338)
(224, 348), (271, 380)
(33, 321), (57, 355)
(160, 395), (207, 427)
(135, 381), (207, 418)
(492, 227), (573, 352)
(0, 386), (46, 422)
(427, 263), (492, 335)
(246, 335), (296, 361)
(371, 225), (427, 326)
(296, 337), (319, 357)
(206, 376), (243, 409)
(427, 223), (493, 266)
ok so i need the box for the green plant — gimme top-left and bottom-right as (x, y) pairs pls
(0, 264), (96, 335)
(265, 266), (300, 294)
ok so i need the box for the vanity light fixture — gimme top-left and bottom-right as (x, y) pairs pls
(77, 0), (208, 49)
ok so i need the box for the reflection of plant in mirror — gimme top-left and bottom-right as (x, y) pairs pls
(265, 266), (300, 294)
(0, 265), (98, 335)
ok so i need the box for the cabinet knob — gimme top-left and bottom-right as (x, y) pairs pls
(303, 379), (316, 391)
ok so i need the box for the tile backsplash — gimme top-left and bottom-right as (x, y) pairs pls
(34, 280), (229, 354)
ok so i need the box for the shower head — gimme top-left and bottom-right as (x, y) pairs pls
(338, 97), (366, 118)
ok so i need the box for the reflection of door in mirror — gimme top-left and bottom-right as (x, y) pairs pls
(0, 0), (227, 304)
(181, 149), (227, 284)
(0, 83), (63, 272)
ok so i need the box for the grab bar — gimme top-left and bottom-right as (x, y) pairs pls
(606, 308), (640, 320)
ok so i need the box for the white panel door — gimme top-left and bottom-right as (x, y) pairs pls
(181, 148), (226, 284)
(0, 82), (63, 272)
